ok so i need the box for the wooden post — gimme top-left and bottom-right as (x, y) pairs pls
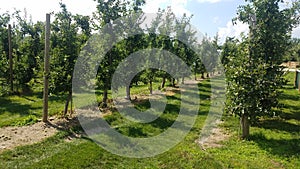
(43, 14), (50, 122)
(298, 79), (300, 92)
(295, 71), (297, 88)
(298, 71), (300, 92)
(8, 24), (13, 93)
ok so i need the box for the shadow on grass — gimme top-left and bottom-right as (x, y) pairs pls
(149, 116), (176, 130)
(26, 90), (66, 103)
(280, 92), (300, 102)
(127, 126), (148, 137)
(0, 91), (67, 127)
(279, 103), (300, 121)
(250, 132), (300, 157)
(198, 83), (211, 94)
(253, 119), (300, 133)
(0, 97), (35, 117)
(0, 92), (65, 114)
(131, 95), (181, 114)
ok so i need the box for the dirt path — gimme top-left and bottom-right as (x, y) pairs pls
(196, 121), (231, 150)
(0, 117), (79, 153)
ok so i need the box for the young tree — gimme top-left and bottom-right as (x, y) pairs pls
(284, 38), (300, 62)
(0, 12), (11, 94)
(221, 37), (239, 67)
(50, 3), (91, 116)
(174, 13), (197, 84)
(226, 0), (300, 138)
(93, 0), (145, 106)
(13, 11), (44, 92)
(157, 7), (175, 88)
(198, 37), (219, 78)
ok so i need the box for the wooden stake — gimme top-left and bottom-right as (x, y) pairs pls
(43, 14), (50, 122)
(8, 24), (13, 93)
(298, 71), (300, 92)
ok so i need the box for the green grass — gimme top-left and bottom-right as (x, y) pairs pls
(215, 72), (300, 168)
(0, 74), (299, 168)
(0, 92), (66, 127)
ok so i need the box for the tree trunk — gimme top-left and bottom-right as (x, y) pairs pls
(102, 89), (108, 108)
(240, 114), (250, 139)
(201, 73), (205, 79)
(181, 77), (185, 84)
(149, 80), (153, 94)
(126, 85), (131, 100)
(161, 77), (166, 89)
(207, 73), (210, 78)
(70, 94), (73, 116)
(194, 72), (197, 80)
(171, 78), (175, 87)
(63, 91), (72, 117)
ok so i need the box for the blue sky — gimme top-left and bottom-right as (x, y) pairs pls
(188, 0), (246, 36)
(143, 0), (247, 36)
(142, 0), (300, 43)
(0, 0), (299, 43)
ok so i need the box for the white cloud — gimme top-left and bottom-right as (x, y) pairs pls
(170, 0), (191, 16)
(196, 0), (234, 3)
(218, 20), (249, 44)
(196, 0), (222, 3)
(143, 0), (191, 17)
(0, 0), (97, 22)
(143, 0), (169, 13)
(292, 26), (300, 38)
(217, 20), (300, 44)
(213, 16), (221, 24)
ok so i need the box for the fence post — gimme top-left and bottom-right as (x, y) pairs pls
(43, 14), (50, 122)
(8, 24), (13, 93)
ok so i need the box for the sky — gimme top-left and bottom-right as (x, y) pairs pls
(0, 0), (299, 43)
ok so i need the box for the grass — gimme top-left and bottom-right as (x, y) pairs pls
(0, 73), (299, 168)
(214, 72), (300, 168)
(0, 78), (162, 127)
(0, 91), (66, 127)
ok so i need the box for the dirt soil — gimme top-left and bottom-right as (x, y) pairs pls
(195, 119), (231, 150)
(0, 117), (80, 153)
(197, 127), (231, 150)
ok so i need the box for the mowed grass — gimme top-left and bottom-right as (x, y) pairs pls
(0, 91), (66, 127)
(0, 78), (161, 127)
(0, 73), (299, 168)
(213, 72), (300, 168)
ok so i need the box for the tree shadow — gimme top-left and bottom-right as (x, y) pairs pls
(279, 93), (300, 102)
(75, 79), (212, 139)
(126, 126), (148, 137)
(28, 91), (66, 102)
(278, 108), (300, 121)
(250, 132), (300, 157)
(149, 115), (176, 130)
(253, 119), (300, 133)
(198, 83), (211, 93)
(0, 97), (32, 116)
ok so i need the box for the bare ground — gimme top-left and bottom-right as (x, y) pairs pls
(0, 117), (80, 153)
(197, 127), (231, 150)
(196, 121), (231, 150)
